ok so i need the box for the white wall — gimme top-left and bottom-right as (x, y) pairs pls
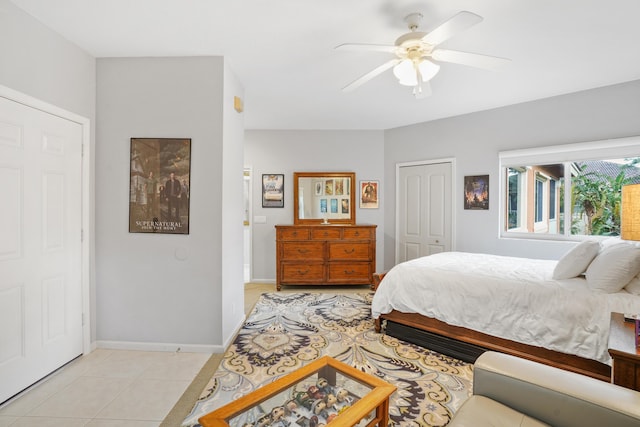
(0, 0), (97, 340)
(96, 56), (243, 351)
(244, 130), (385, 282)
(383, 79), (640, 269)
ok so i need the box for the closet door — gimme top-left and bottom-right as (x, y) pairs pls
(397, 161), (452, 263)
(0, 96), (83, 403)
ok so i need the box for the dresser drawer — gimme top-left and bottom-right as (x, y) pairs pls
(281, 263), (324, 283)
(343, 227), (374, 239)
(311, 228), (342, 240)
(328, 262), (371, 283)
(328, 242), (370, 261)
(278, 228), (310, 240)
(281, 242), (324, 260)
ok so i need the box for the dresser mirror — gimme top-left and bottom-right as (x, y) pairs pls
(293, 172), (356, 224)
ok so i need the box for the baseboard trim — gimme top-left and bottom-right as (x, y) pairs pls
(96, 340), (224, 353)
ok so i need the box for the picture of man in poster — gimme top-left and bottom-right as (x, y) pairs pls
(165, 172), (182, 220)
(146, 170), (158, 216)
(181, 179), (190, 214)
(362, 182), (376, 203)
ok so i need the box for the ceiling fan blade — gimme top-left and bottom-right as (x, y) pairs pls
(342, 59), (401, 92)
(422, 11), (483, 46)
(335, 43), (397, 53)
(432, 49), (511, 70)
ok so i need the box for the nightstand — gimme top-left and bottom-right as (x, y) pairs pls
(608, 312), (640, 391)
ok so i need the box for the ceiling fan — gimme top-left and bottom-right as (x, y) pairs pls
(336, 11), (510, 98)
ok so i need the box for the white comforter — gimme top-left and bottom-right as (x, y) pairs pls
(371, 252), (640, 364)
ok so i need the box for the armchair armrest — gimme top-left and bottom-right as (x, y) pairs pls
(472, 351), (640, 427)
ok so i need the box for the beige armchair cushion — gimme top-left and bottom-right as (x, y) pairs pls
(450, 395), (550, 427)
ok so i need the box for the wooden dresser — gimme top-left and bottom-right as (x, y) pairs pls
(275, 224), (376, 290)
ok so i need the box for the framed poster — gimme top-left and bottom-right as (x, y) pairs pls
(464, 174), (489, 210)
(262, 174), (284, 208)
(360, 180), (379, 209)
(129, 138), (191, 234)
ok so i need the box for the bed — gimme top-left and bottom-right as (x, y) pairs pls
(371, 240), (640, 382)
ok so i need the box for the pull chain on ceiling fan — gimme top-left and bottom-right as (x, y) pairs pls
(336, 11), (510, 98)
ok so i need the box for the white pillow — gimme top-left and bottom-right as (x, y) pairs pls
(625, 275), (640, 295)
(601, 236), (640, 249)
(585, 243), (640, 293)
(552, 240), (600, 280)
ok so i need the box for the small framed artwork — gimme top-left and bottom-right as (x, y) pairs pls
(341, 198), (349, 213)
(325, 179), (334, 196)
(360, 180), (379, 209)
(314, 180), (323, 196)
(330, 198), (338, 213)
(464, 175), (489, 210)
(129, 138), (191, 234)
(262, 174), (284, 208)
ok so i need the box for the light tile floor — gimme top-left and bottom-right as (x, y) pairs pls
(0, 348), (211, 427)
(0, 283), (368, 427)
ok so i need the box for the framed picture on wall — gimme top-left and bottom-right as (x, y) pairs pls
(129, 138), (191, 234)
(359, 180), (379, 209)
(464, 174), (489, 210)
(262, 174), (284, 208)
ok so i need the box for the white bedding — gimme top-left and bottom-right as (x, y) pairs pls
(371, 251), (640, 364)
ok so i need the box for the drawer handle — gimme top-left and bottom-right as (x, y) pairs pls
(292, 231), (298, 236)
(343, 248), (355, 254)
(323, 231), (329, 236)
(298, 269), (309, 275)
(297, 249), (308, 254)
(354, 231), (360, 236)
(343, 269), (356, 274)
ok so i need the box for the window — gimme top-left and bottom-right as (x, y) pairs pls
(534, 175), (544, 223)
(499, 137), (640, 240)
(549, 180), (556, 220)
(507, 167), (526, 230)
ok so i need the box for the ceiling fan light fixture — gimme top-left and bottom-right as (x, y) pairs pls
(339, 10), (509, 95)
(393, 59), (418, 86)
(418, 59), (440, 82)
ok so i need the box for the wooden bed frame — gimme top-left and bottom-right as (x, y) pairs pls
(371, 272), (612, 382)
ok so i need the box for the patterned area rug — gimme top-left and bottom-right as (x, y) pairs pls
(182, 292), (472, 427)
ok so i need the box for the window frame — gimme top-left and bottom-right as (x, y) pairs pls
(498, 136), (640, 241)
(506, 167), (527, 232)
(534, 172), (546, 227)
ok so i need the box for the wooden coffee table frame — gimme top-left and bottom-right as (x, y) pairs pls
(198, 355), (396, 427)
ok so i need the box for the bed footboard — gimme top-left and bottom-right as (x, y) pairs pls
(378, 310), (611, 382)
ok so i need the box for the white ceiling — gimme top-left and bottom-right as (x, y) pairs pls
(10, 0), (640, 130)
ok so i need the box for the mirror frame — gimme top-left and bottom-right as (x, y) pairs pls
(293, 172), (356, 225)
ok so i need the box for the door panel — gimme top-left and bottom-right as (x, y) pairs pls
(397, 162), (452, 263)
(427, 172), (446, 254)
(0, 96), (83, 403)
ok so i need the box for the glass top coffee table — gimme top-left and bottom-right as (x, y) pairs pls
(198, 355), (396, 427)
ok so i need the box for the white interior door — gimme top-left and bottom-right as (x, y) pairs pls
(243, 168), (252, 283)
(0, 96), (83, 403)
(397, 161), (452, 263)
